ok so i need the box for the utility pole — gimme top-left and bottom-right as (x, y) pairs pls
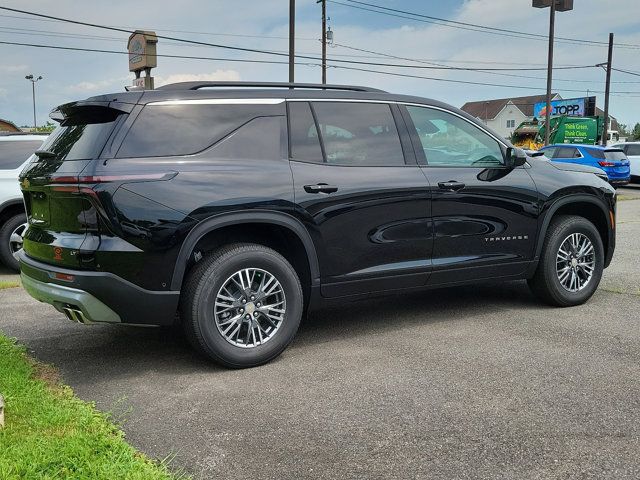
(601, 32), (614, 146)
(533, 0), (574, 146)
(318, 0), (327, 84)
(289, 0), (295, 83)
(24, 74), (43, 129)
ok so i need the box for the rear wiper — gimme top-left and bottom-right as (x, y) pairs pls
(34, 149), (56, 159)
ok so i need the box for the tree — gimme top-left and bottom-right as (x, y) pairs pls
(632, 123), (640, 141)
(34, 121), (56, 133)
(618, 123), (630, 137)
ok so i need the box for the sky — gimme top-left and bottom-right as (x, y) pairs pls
(1, 0), (639, 129)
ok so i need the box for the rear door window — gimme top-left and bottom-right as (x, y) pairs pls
(554, 147), (577, 159)
(626, 145), (640, 156)
(604, 150), (627, 161)
(311, 102), (405, 166)
(0, 140), (43, 169)
(116, 104), (270, 158)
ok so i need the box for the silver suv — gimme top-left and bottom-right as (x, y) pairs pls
(0, 133), (46, 271)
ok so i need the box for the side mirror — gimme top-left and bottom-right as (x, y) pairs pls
(505, 147), (527, 168)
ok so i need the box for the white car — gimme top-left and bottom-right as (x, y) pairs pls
(0, 133), (47, 271)
(611, 142), (640, 184)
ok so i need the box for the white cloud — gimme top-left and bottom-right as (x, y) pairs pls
(67, 78), (128, 93)
(0, 65), (28, 73)
(155, 70), (241, 86)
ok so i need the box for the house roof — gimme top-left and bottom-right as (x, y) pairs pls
(0, 118), (20, 132)
(595, 107), (619, 131)
(461, 94), (560, 120)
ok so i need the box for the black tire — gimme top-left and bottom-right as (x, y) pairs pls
(528, 215), (604, 307)
(0, 213), (27, 272)
(180, 243), (303, 368)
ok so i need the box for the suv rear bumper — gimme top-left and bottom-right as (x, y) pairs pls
(21, 273), (121, 324)
(18, 251), (180, 326)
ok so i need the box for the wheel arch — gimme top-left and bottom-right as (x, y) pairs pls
(171, 210), (320, 291)
(535, 194), (612, 265)
(0, 199), (26, 225)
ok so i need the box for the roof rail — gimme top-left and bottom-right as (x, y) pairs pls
(155, 81), (386, 93)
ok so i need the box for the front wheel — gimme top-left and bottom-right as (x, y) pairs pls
(0, 213), (28, 272)
(528, 215), (604, 307)
(180, 243), (303, 368)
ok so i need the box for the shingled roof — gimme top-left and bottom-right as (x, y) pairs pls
(461, 94), (560, 120)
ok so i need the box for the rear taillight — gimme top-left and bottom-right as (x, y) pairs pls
(598, 161), (615, 167)
(49, 173), (174, 184)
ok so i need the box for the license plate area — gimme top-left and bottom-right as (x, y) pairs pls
(28, 191), (50, 226)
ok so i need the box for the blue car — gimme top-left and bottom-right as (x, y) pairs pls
(539, 144), (630, 186)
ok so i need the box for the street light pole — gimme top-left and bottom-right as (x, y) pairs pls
(543, 0), (556, 146)
(533, 0), (573, 146)
(25, 74), (43, 129)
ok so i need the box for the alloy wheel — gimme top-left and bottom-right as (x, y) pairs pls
(10, 222), (28, 260)
(214, 268), (286, 348)
(556, 233), (595, 292)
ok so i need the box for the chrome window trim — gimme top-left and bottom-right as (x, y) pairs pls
(148, 98), (285, 106)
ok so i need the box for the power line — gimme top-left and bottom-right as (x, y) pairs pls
(329, 64), (640, 95)
(612, 67), (640, 78)
(332, 0), (640, 50)
(3, 38), (640, 96)
(0, 7), (601, 73)
(0, 13), (318, 41)
(332, 42), (640, 84)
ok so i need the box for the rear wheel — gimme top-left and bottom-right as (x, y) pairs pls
(180, 243), (303, 368)
(0, 213), (27, 272)
(528, 215), (604, 307)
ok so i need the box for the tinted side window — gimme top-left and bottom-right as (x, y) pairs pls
(405, 106), (504, 167)
(586, 148), (605, 159)
(312, 102), (404, 166)
(208, 116), (282, 161)
(288, 102), (323, 163)
(0, 141), (43, 169)
(555, 147), (577, 158)
(117, 104), (265, 158)
(626, 145), (640, 156)
(604, 150), (627, 161)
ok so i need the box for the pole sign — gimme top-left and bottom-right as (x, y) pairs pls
(534, 97), (587, 118)
(127, 30), (157, 89)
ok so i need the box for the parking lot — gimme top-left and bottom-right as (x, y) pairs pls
(1, 186), (639, 479)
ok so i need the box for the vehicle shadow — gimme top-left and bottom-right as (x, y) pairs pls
(18, 280), (538, 381)
(296, 279), (538, 346)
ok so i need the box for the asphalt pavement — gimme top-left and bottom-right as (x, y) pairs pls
(1, 188), (639, 479)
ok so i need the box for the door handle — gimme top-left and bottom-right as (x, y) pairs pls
(304, 183), (338, 194)
(438, 181), (465, 191)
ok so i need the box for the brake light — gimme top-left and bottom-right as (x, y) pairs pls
(598, 161), (615, 167)
(49, 173), (174, 184)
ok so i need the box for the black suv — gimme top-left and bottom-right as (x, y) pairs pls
(18, 82), (616, 367)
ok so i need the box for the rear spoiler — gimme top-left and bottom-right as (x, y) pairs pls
(49, 100), (138, 123)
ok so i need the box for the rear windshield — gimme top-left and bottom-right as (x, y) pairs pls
(586, 148), (626, 161)
(40, 106), (122, 161)
(0, 140), (43, 169)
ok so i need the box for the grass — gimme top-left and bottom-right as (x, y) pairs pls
(0, 335), (186, 479)
(0, 280), (20, 290)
